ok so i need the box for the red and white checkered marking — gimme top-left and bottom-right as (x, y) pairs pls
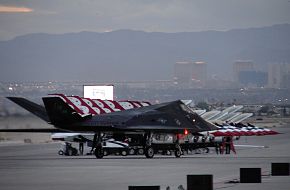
(49, 94), (151, 116)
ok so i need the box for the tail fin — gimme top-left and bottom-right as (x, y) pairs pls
(42, 96), (91, 125)
(6, 97), (50, 122)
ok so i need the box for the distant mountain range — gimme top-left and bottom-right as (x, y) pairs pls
(0, 24), (290, 82)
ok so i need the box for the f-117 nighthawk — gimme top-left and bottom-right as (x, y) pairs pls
(0, 94), (218, 158)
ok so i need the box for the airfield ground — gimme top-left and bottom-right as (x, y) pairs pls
(0, 124), (290, 190)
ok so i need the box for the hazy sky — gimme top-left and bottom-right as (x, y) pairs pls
(0, 0), (290, 41)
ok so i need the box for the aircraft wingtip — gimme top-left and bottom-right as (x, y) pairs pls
(6, 97), (24, 102)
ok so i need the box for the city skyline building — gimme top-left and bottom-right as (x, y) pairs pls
(233, 60), (255, 83)
(268, 63), (290, 88)
(174, 61), (207, 88)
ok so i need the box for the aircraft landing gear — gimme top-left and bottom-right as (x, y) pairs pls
(174, 144), (182, 158)
(144, 132), (154, 159)
(92, 132), (104, 159)
(145, 146), (154, 158)
(174, 135), (182, 158)
(94, 146), (104, 159)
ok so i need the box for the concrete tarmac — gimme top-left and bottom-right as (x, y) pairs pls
(0, 126), (290, 190)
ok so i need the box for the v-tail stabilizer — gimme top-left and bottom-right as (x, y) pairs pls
(6, 97), (50, 122)
(42, 96), (91, 125)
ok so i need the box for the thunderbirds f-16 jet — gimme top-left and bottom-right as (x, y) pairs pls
(0, 94), (218, 158)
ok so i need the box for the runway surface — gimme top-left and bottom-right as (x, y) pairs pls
(0, 126), (290, 190)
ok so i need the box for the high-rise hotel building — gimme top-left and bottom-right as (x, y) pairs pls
(174, 61), (207, 87)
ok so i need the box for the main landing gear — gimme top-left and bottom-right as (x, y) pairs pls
(142, 132), (183, 159)
(92, 132), (104, 159)
(174, 134), (182, 158)
(144, 132), (154, 158)
(174, 144), (182, 158)
(94, 146), (104, 159)
(91, 132), (183, 159)
(143, 132), (183, 159)
(145, 146), (154, 158)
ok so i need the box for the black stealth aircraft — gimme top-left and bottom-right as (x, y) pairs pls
(0, 96), (217, 158)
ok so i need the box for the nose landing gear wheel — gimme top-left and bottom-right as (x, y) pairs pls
(145, 146), (154, 158)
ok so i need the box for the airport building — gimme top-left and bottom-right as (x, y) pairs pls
(174, 61), (207, 88)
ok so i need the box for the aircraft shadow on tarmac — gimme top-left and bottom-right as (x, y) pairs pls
(0, 155), (217, 161)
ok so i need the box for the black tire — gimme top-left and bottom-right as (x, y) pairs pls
(129, 148), (135, 155)
(121, 150), (128, 156)
(138, 148), (144, 155)
(94, 147), (104, 159)
(145, 146), (154, 158)
(67, 148), (73, 156)
(174, 149), (182, 158)
(103, 150), (108, 156)
(72, 148), (78, 156)
(58, 150), (64, 155)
